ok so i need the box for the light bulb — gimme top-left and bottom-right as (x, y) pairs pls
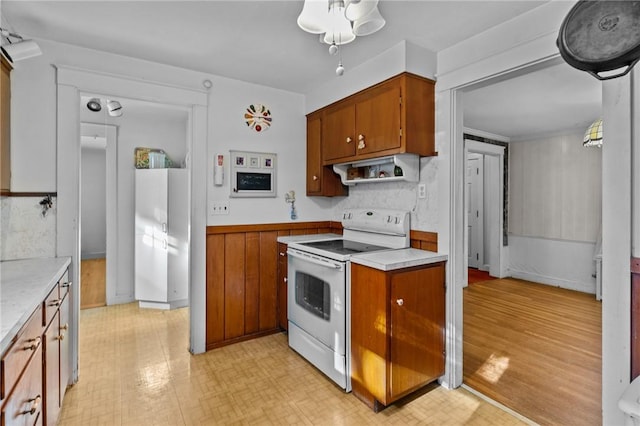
(336, 62), (345, 76)
(329, 42), (338, 55)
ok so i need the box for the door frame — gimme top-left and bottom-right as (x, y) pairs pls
(56, 66), (208, 384)
(465, 152), (484, 272)
(80, 122), (117, 305)
(464, 139), (506, 279)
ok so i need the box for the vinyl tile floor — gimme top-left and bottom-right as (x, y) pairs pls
(59, 303), (529, 425)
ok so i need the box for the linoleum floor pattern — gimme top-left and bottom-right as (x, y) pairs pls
(60, 303), (526, 426)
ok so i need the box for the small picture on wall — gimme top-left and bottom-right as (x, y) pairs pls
(249, 156), (259, 167)
(235, 155), (245, 167)
(263, 157), (273, 168)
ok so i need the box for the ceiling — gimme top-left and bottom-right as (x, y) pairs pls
(463, 59), (602, 140)
(3, 0), (601, 139)
(3, 0), (548, 94)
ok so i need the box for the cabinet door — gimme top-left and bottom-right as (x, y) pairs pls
(322, 103), (355, 162)
(355, 84), (401, 156)
(2, 345), (43, 426)
(135, 170), (169, 302)
(306, 114), (323, 195)
(44, 310), (60, 426)
(389, 264), (445, 399)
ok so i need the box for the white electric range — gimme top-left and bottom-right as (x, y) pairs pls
(286, 208), (410, 391)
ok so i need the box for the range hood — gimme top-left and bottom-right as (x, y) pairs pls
(332, 154), (419, 186)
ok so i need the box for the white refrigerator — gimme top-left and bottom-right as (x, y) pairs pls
(134, 168), (189, 309)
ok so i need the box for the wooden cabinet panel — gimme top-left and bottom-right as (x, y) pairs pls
(277, 243), (288, 331)
(1, 56), (11, 193)
(245, 232), (260, 334)
(206, 234), (225, 345)
(1, 345), (43, 426)
(58, 293), (71, 409)
(224, 233), (246, 340)
(258, 232), (278, 331)
(322, 103), (355, 162)
(354, 84), (401, 156)
(350, 261), (445, 411)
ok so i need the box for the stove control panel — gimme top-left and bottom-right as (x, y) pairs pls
(341, 208), (410, 237)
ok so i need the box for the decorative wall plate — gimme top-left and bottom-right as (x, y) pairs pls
(244, 104), (272, 132)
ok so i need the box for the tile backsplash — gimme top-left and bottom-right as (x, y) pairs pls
(0, 196), (56, 261)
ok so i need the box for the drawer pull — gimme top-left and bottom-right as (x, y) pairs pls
(60, 323), (69, 331)
(48, 299), (62, 307)
(23, 336), (41, 351)
(21, 395), (41, 416)
(61, 282), (71, 288)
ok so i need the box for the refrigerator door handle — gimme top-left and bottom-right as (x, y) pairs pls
(162, 222), (167, 233)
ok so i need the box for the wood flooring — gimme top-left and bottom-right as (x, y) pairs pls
(59, 303), (527, 425)
(80, 258), (106, 309)
(464, 278), (602, 425)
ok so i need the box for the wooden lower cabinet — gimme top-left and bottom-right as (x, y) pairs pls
(350, 261), (446, 411)
(1, 267), (71, 426)
(277, 243), (288, 331)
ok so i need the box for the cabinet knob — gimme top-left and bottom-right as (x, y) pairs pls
(312, 175), (318, 181)
(279, 252), (286, 257)
(396, 298), (404, 306)
(21, 395), (41, 416)
(61, 323), (69, 331)
(346, 137), (352, 143)
(23, 336), (41, 351)
(358, 134), (365, 141)
(284, 277), (288, 283)
(357, 140), (366, 150)
(56, 334), (65, 341)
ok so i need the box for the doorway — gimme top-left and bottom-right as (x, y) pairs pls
(459, 59), (602, 422)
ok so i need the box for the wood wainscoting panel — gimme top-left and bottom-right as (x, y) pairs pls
(410, 230), (438, 252)
(206, 221), (339, 350)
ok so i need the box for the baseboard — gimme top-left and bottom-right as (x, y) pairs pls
(509, 269), (595, 295)
(461, 384), (537, 425)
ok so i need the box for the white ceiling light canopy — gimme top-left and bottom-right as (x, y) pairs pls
(0, 27), (42, 63)
(297, 0), (385, 76)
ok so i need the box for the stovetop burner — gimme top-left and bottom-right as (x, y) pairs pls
(298, 239), (389, 256)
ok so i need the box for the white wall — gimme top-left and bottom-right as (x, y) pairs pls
(508, 131), (601, 294)
(80, 145), (106, 259)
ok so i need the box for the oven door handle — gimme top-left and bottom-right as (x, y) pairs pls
(287, 249), (343, 270)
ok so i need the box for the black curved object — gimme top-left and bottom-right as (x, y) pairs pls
(557, 1), (640, 80)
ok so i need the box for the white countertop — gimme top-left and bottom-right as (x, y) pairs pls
(350, 248), (448, 271)
(0, 257), (71, 354)
(277, 233), (342, 244)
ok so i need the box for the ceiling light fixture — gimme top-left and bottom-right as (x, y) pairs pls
(583, 118), (603, 148)
(0, 27), (42, 63)
(297, 0), (385, 76)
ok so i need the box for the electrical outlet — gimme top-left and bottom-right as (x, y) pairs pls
(418, 183), (427, 199)
(211, 200), (230, 215)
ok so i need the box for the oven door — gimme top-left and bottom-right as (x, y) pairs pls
(287, 248), (346, 355)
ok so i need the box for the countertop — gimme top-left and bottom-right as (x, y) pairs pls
(1, 257), (71, 355)
(277, 233), (342, 244)
(350, 248), (448, 271)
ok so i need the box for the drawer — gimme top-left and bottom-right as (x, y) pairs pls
(43, 284), (62, 328)
(58, 269), (71, 299)
(1, 307), (43, 400)
(1, 344), (43, 426)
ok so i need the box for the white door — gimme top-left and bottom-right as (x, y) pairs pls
(467, 154), (484, 268)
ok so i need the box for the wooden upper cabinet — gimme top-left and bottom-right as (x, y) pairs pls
(322, 103), (356, 162)
(1, 56), (11, 193)
(307, 111), (346, 197)
(317, 72), (435, 166)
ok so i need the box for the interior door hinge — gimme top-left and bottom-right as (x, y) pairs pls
(399, 96), (402, 105)
(399, 128), (403, 138)
(476, 253), (479, 260)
